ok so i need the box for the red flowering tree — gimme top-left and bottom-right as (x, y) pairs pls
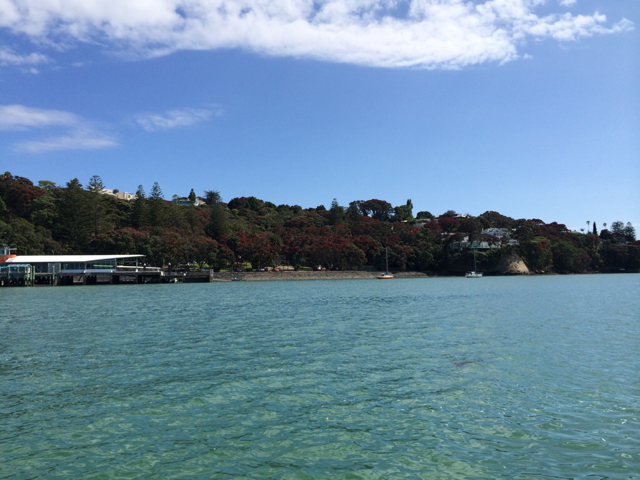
(237, 231), (282, 269)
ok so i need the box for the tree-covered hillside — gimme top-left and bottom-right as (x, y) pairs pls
(1, 172), (638, 274)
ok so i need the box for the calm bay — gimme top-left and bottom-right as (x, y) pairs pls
(1, 274), (639, 478)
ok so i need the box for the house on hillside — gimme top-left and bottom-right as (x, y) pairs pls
(177, 196), (206, 207)
(99, 188), (135, 201)
(481, 228), (511, 238)
(481, 228), (519, 246)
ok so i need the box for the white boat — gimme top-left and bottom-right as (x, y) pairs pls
(377, 247), (394, 279)
(465, 248), (483, 278)
(377, 273), (394, 279)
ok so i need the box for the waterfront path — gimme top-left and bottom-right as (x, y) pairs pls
(212, 270), (429, 281)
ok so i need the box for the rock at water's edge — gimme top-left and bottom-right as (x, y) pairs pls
(495, 252), (530, 275)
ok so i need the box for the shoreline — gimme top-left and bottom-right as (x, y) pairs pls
(212, 271), (429, 282)
(211, 270), (638, 282)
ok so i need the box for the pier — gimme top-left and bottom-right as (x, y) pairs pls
(2, 265), (214, 287)
(0, 245), (214, 287)
(0, 264), (35, 287)
(47, 268), (214, 286)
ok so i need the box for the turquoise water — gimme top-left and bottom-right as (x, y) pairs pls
(1, 275), (639, 479)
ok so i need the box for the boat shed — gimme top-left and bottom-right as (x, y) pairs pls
(3, 254), (145, 285)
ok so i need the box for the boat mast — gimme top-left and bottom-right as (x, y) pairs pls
(385, 246), (389, 273)
(473, 247), (477, 272)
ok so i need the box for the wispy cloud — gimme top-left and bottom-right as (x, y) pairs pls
(0, 46), (50, 68)
(0, 104), (78, 130)
(0, 1), (633, 69)
(15, 130), (118, 153)
(134, 108), (217, 132)
(0, 104), (118, 153)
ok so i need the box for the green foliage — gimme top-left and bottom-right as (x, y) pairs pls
(150, 182), (164, 200)
(38, 180), (57, 191)
(87, 175), (112, 237)
(87, 175), (105, 193)
(624, 222), (636, 242)
(610, 221), (624, 236)
(1, 172), (637, 274)
(329, 198), (346, 225)
(608, 221), (636, 243)
(0, 197), (7, 220)
(551, 241), (590, 273)
(478, 211), (515, 229)
(148, 182), (167, 226)
(204, 190), (222, 205)
(131, 185), (149, 228)
(30, 189), (57, 230)
(599, 229), (614, 242)
(601, 245), (639, 272)
(393, 199), (414, 222)
(57, 178), (91, 250)
(358, 199), (393, 221)
(416, 211), (434, 220)
(520, 238), (553, 272)
(1, 218), (61, 255)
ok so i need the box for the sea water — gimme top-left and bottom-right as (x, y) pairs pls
(1, 275), (639, 479)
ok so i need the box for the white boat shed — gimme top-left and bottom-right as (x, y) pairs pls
(4, 254), (145, 275)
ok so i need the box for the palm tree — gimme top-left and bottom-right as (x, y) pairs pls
(586, 220), (590, 234)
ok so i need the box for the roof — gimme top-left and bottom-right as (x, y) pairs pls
(5, 254), (144, 263)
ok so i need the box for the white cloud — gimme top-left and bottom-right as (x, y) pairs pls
(15, 130), (118, 153)
(135, 108), (214, 132)
(0, 46), (49, 67)
(0, 104), (78, 130)
(0, 1), (633, 69)
(0, 104), (118, 152)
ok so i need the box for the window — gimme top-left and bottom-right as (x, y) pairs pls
(86, 259), (116, 270)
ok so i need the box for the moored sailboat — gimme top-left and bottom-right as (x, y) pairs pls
(377, 247), (394, 279)
(465, 247), (483, 278)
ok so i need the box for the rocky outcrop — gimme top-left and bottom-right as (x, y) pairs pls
(494, 251), (530, 275)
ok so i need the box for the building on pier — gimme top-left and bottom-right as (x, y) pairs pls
(1, 245), (213, 286)
(1, 245), (145, 285)
(0, 264), (35, 286)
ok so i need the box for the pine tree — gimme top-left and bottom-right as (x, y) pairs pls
(150, 182), (163, 200)
(131, 185), (149, 228)
(204, 190), (222, 206)
(206, 203), (229, 239)
(59, 178), (90, 250)
(329, 198), (345, 225)
(624, 222), (636, 242)
(87, 175), (105, 193)
(592, 222), (597, 236)
(87, 175), (106, 236)
(149, 182), (166, 227)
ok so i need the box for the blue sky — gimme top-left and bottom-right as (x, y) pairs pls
(1, 0), (638, 232)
